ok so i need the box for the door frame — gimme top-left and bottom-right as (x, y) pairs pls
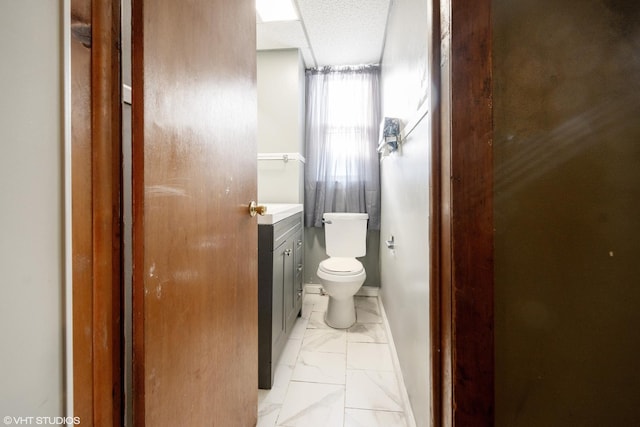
(432, 0), (494, 425)
(70, 0), (122, 424)
(69, 0), (494, 424)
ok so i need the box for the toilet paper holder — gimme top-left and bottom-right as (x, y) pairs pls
(385, 235), (395, 249)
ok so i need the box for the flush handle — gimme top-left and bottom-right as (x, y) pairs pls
(249, 201), (267, 217)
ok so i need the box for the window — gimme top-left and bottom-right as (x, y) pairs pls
(304, 66), (381, 229)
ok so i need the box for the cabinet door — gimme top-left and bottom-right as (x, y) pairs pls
(293, 230), (303, 313)
(272, 241), (286, 353)
(283, 237), (296, 334)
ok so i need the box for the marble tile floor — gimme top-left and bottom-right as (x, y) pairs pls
(257, 294), (412, 427)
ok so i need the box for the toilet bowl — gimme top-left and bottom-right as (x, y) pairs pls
(316, 213), (369, 329)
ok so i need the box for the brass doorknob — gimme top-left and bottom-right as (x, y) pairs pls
(249, 201), (267, 217)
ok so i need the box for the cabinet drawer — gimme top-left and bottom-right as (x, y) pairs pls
(258, 213), (302, 252)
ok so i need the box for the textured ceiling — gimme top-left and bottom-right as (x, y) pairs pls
(256, 0), (391, 69)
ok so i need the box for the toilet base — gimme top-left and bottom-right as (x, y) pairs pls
(325, 295), (356, 329)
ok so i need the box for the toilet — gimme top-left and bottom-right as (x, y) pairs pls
(317, 212), (368, 329)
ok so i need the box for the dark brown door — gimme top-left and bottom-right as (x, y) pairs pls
(131, 0), (258, 426)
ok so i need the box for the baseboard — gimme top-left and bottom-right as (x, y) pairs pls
(304, 284), (323, 294)
(356, 285), (379, 297)
(378, 296), (418, 427)
(303, 284), (380, 297)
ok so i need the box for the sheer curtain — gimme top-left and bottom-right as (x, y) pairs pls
(304, 65), (381, 229)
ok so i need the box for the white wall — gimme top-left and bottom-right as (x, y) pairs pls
(257, 49), (305, 203)
(0, 0), (66, 418)
(380, 0), (431, 425)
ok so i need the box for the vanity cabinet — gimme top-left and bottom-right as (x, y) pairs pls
(258, 212), (303, 389)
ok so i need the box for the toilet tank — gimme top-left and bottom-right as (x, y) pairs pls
(323, 213), (369, 257)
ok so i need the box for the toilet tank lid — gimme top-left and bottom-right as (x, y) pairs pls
(323, 212), (368, 221)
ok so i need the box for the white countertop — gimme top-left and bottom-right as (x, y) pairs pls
(257, 203), (303, 225)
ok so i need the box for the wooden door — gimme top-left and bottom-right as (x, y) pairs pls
(131, 0), (258, 426)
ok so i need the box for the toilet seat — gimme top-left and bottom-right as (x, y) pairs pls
(318, 258), (363, 276)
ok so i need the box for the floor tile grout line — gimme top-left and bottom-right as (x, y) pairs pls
(344, 406), (406, 414)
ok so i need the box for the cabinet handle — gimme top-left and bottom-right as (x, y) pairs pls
(297, 240), (303, 247)
(284, 249), (292, 256)
(297, 265), (303, 272)
(297, 291), (302, 297)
